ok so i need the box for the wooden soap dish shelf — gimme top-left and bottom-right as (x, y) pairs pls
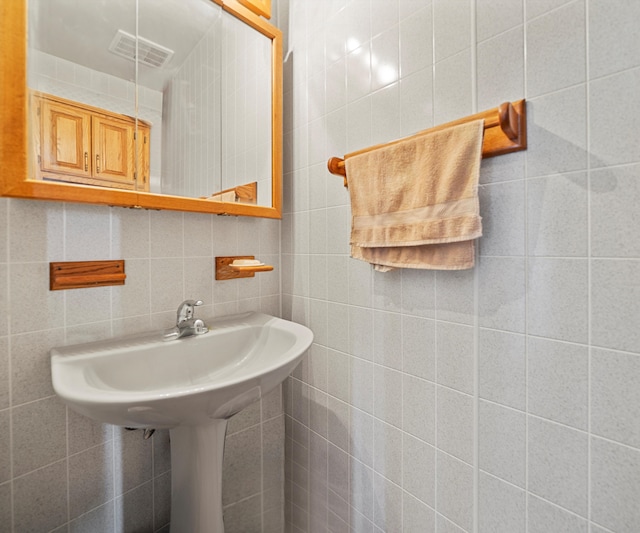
(215, 256), (274, 280)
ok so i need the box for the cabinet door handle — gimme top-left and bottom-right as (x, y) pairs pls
(96, 154), (100, 173)
(84, 152), (88, 171)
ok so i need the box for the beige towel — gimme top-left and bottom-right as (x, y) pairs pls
(346, 120), (484, 271)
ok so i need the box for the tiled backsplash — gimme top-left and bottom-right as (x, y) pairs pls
(0, 200), (282, 532)
(279, 0), (640, 532)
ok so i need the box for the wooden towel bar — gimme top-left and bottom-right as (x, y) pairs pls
(327, 99), (527, 187)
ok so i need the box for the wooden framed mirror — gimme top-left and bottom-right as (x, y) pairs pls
(0, 0), (282, 218)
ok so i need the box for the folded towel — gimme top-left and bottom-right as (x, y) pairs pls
(351, 240), (476, 271)
(345, 119), (484, 271)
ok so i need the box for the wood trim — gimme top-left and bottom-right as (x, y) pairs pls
(222, 0), (280, 38)
(236, 0), (271, 19)
(50, 260), (126, 290)
(134, 191), (281, 218)
(0, 0), (27, 197)
(7, 173), (136, 206)
(270, 18), (283, 217)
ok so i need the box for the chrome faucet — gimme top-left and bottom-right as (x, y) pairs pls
(163, 300), (209, 341)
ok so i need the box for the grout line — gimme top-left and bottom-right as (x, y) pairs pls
(430, 8), (437, 524)
(525, 0), (582, 25)
(7, 456), (67, 483)
(585, 0), (593, 528)
(471, 0), (479, 530)
(522, 1), (530, 529)
(112, 427), (118, 533)
(586, 432), (640, 454)
(62, 204), (68, 342)
(109, 209), (115, 339)
(473, 258), (480, 533)
(476, 22), (525, 46)
(7, 302), (14, 531)
(146, 210), (152, 329)
(436, 511), (469, 532)
(151, 431), (156, 531)
(433, 284), (439, 529)
(481, 468), (595, 526)
(65, 404), (70, 526)
(585, 62), (640, 84)
(434, 447), (477, 472)
(5, 200), (14, 531)
(524, 159), (530, 519)
(399, 269), (404, 531)
(259, 406), (265, 533)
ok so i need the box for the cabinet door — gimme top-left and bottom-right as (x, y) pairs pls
(136, 123), (151, 192)
(92, 115), (135, 187)
(40, 99), (92, 178)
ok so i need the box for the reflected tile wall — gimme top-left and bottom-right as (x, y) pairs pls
(279, 0), (640, 532)
(162, 11), (223, 198)
(0, 200), (281, 532)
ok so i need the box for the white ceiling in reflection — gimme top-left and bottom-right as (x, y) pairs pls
(29, 0), (221, 91)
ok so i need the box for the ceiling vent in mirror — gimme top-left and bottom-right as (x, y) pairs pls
(108, 30), (174, 69)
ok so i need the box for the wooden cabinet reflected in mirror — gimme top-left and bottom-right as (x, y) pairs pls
(0, 0), (282, 218)
(31, 91), (150, 191)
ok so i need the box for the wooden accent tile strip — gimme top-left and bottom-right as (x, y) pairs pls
(50, 260), (126, 290)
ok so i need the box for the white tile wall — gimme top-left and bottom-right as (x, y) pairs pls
(221, 14), (273, 205)
(0, 201), (282, 532)
(279, 1), (640, 533)
(4, 0), (640, 531)
(161, 10), (223, 199)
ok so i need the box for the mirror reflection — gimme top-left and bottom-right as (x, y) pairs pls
(27, 0), (273, 207)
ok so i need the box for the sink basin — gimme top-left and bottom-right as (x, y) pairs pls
(51, 311), (313, 428)
(50, 311), (313, 533)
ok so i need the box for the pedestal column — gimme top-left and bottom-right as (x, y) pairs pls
(169, 419), (228, 532)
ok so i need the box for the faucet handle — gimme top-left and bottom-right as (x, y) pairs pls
(177, 299), (204, 323)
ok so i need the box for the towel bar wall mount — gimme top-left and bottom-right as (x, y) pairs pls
(327, 99), (527, 187)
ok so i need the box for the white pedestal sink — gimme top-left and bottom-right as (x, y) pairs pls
(50, 312), (313, 532)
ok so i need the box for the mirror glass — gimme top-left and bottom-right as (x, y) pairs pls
(26, 0), (276, 210)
